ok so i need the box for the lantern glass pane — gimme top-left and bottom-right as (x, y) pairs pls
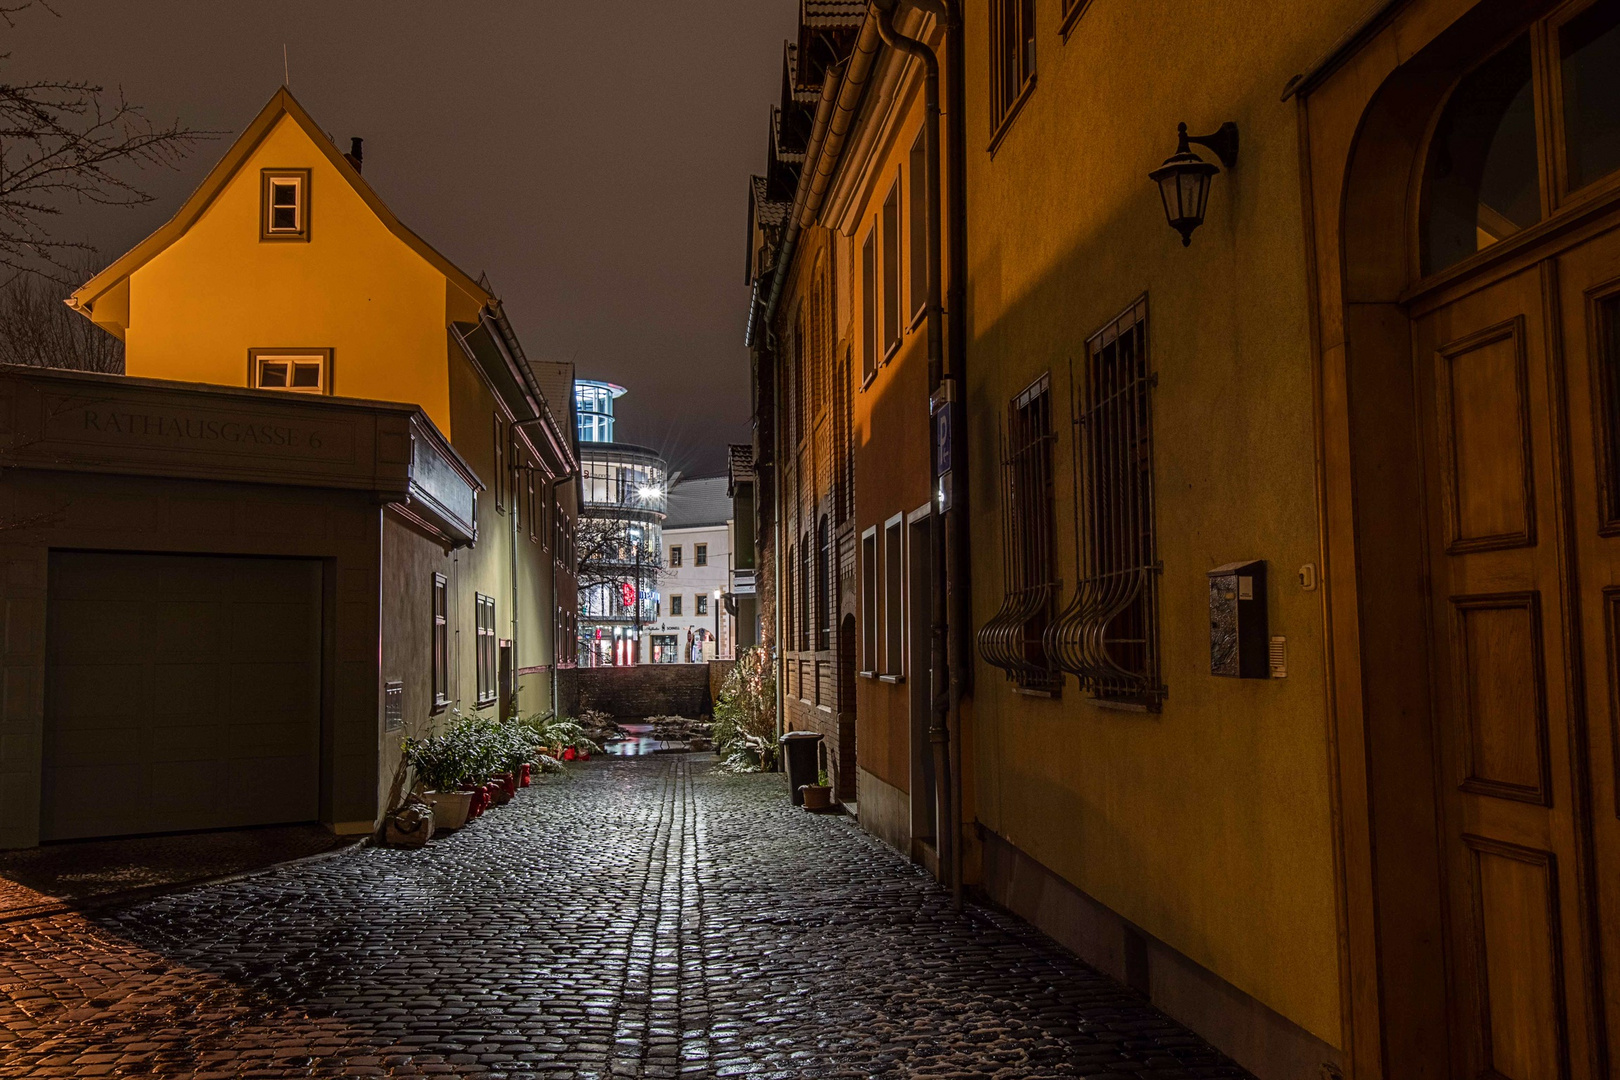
(1180, 171), (1206, 223)
(1156, 172), (1182, 221)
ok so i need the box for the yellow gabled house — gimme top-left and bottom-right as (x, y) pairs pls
(70, 87), (488, 439)
(37, 87), (581, 843)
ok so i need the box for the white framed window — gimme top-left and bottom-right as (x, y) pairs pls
(860, 525), (879, 674)
(884, 513), (905, 677)
(250, 349), (329, 393)
(261, 170), (310, 240)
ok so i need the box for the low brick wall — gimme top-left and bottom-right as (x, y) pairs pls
(709, 659), (736, 701)
(577, 663), (715, 720)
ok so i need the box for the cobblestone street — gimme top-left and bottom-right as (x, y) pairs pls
(0, 757), (1249, 1079)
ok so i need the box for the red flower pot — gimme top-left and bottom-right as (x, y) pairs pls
(519, 763), (532, 787)
(580, 752), (591, 761)
(563, 747), (577, 762)
(465, 787), (486, 818)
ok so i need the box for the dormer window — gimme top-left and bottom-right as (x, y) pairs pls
(261, 170), (310, 240)
(250, 349), (329, 393)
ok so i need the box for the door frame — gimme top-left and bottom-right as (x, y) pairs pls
(1296, 0), (1618, 1073)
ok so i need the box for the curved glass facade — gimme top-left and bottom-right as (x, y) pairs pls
(574, 379), (625, 444)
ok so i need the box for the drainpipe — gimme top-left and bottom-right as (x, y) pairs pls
(904, 0), (967, 913)
(873, 0), (959, 907)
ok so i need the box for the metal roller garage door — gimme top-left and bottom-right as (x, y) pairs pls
(43, 552), (322, 842)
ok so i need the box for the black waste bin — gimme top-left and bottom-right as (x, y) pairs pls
(779, 730), (823, 806)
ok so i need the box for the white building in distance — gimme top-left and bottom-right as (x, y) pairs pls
(651, 476), (732, 663)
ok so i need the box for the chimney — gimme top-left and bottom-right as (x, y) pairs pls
(345, 136), (364, 173)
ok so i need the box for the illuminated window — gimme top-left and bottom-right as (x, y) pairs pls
(251, 350), (327, 393)
(670, 545), (683, 567)
(696, 594), (709, 616)
(261, 170), (309, 240)
(432, 573), (449, 709)
(475, 593), (497, 705)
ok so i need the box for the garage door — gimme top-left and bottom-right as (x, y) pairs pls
(43, 552), (322, 841)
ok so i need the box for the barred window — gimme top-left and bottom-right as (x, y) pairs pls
(1049, 296), (1164, 708)
(990, 0), (1036, 140)
(976, 373), (1060, 693)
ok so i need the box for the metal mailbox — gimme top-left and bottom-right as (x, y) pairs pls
(1208, 560), (1269, 678)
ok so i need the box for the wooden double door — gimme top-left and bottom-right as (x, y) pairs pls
(1413, 217), (1620, 1078)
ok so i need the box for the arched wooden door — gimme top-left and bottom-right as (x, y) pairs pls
(1408, 5), (1620, 1074)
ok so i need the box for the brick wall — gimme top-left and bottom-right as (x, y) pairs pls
(576, 664), (714, 720)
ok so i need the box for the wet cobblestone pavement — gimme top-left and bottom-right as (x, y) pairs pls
(0, 756), (1251, 1078)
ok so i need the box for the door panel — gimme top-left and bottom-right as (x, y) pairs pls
(1552, 218), (1620, 1070)
(1413, 259), (1603, 1078)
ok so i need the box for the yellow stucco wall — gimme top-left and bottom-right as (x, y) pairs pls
(121, 115), (457, 438)
(964, 0), (1369, 1047)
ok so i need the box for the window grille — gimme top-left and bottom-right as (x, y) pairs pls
(1047, 296), (1164, 708)
(989, 0), (1036, 137)
(976, 373), (1060, 693)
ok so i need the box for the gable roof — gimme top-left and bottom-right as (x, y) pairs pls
(67, 87), (493, 318)
(664, 476), (733, 530)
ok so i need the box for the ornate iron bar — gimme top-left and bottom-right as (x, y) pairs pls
(1047, 296), (1165, 709)
(976, 374), (1061, 693)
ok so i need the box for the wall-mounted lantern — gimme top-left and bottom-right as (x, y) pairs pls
(1149, 121), (1239, 246)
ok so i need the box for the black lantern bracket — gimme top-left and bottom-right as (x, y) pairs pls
(1149, 121), (1240, 246)
(1180, 121), (1239, 169)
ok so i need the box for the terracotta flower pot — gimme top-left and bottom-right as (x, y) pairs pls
(423, 790), (472, 831)
(799, 784), (833, 811)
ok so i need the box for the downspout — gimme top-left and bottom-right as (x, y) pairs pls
(909, 0), (967, 913)
(873, 0), (957, 906)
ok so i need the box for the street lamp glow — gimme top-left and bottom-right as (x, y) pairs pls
(637, 484), (661, 501)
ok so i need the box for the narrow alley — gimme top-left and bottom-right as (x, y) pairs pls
(0, 758), (1245, 1079)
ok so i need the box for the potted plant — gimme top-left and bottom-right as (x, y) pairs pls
(800, 769), (833, 811)
(402, 732), (473, 830)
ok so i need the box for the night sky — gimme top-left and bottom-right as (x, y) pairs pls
(11, 1), (792, 478)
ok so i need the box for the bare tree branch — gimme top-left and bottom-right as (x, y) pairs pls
(0, 2), (214, 281)
(0, 252), (121, 371)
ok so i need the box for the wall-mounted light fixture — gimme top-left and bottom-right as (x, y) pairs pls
(1149, 121), (1239, 246)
